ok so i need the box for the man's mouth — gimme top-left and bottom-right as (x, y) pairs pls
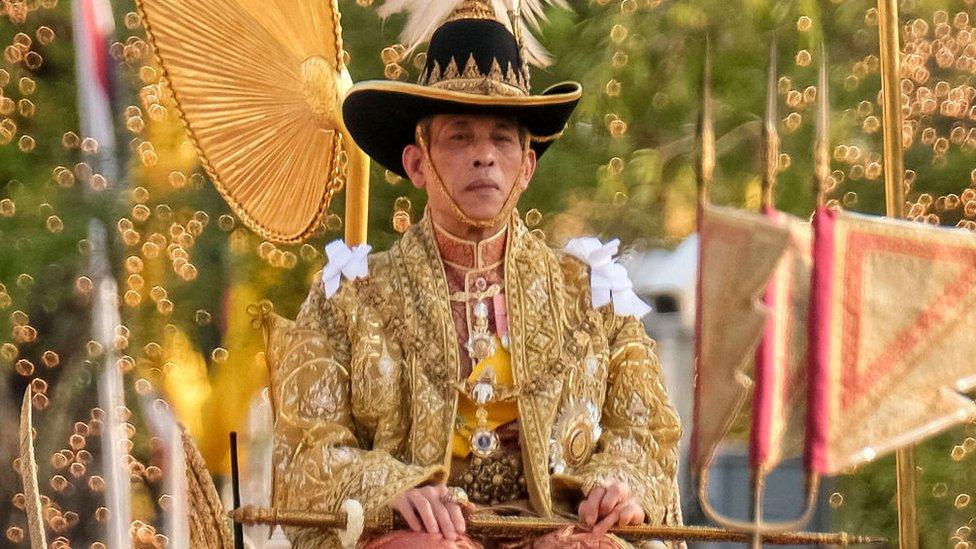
(465, 179), (500, 192)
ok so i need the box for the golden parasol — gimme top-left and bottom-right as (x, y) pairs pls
(136, 0), (370, 245)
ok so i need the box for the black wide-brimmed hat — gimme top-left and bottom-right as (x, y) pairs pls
(342, 2), (581, 178)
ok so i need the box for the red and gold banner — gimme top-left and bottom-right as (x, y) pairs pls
(692, 204), (790, 470)
(806, 207), (976, 475)
(749, 207), (812, 472)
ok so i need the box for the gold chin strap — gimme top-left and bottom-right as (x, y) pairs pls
(414, 124), (530, 230)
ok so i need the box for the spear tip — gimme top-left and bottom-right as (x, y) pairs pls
(697, 36), (715, 205)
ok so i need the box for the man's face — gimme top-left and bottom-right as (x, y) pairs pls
(403, 114), (537, 224)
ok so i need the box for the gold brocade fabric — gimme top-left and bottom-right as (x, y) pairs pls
(267, 212), (683, 548)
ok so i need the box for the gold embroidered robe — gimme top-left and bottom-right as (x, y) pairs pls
(266, 214), (682, 547)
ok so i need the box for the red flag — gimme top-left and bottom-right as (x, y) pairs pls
(749, 207), (812, 472)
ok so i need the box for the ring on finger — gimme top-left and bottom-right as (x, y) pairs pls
(439, 486), (470, 505)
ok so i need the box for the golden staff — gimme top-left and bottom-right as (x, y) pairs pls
(228, 506), (886, 544)
(875, 1), (916, 547)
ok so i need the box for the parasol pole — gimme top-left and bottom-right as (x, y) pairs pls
(330, 1), (370, 247)
(876, 1), (916, 547)
(337, 40), (371, 246)
(342, 144), (370, 246)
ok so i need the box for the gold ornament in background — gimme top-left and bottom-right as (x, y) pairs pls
(136, 0), (370, 244)
(392, 210), (411, 233)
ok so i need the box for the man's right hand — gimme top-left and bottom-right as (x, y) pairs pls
(390, 485), (468, 541)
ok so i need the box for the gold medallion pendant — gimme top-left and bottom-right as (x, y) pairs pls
(470, 425), (501, 458)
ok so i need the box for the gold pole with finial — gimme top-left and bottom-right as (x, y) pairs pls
(876, 0), (917, 547)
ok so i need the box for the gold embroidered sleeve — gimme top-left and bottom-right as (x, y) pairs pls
(553, 313), (683, 526)
(271, 277), (445, 548)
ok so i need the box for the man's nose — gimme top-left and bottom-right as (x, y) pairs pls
(472, 138), (497, 168)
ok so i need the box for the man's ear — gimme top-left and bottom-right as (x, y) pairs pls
(518, 147), (537, 191)
(402, 144), (426, 189)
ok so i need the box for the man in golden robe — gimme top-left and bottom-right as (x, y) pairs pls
(268, 2), (683, 546)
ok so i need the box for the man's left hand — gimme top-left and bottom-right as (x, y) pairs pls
(577, 481), (645, 535)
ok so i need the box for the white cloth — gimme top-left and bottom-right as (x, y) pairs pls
(337, 499), (364, 549)
(322, 239), (371, 298)
(564, 237), (652, 318)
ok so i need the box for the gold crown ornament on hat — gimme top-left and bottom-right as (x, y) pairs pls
(137, 0), (370, 244)
(379, 0), (568, 83)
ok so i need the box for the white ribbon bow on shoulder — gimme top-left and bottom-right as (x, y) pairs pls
(564, 237), (652, 318)
(322, 239), (372, 298)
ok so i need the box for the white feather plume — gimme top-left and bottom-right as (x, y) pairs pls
(377, 0), (569, 68)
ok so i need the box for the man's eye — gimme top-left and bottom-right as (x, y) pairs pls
(449, 134), (469, 141)
(493, 134), (515, 143)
